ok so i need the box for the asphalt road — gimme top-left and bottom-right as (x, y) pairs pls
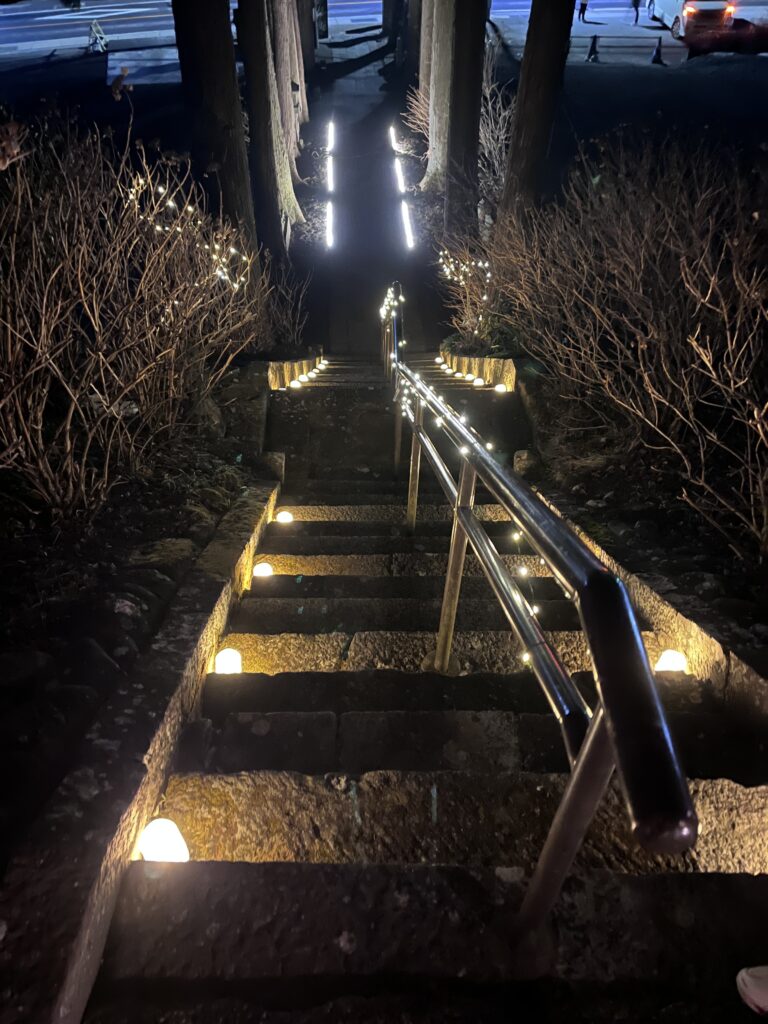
(1, 0), (766, 63)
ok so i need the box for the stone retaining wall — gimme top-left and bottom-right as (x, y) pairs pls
(267, 353), (323, 390)
(0, 484), (279, 1024)
(439, 349), (517, 391)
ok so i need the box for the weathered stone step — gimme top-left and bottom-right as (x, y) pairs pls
(159, 771), (768, 874)
(259, 535), (535, 557)
(202, 668), (554, 719)
(264, 519), (518, 540)
(220, 628), (596, 675)
(249, 552), (552, 578)
(277, 504), (510, 523)
(97, 862), (768, 989)
(200, 707), (760, 783)
(244, 575), (568, 602)
(230, 597), (580, 634)
(83, 986), (748, 1024)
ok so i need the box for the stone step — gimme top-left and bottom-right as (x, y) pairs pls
(243, 575), (568, 602)
(97, 863), (768, 990)
(201, 668), (555, 719)
(84, 986), (749, 1024)
(263, 520), (518, 540)
(158, 771), (768, 874)
(200, 668), (716, 722)
(259, 535), (537, 557)
(231, 597), (580, 635)
(276, 504), (510, 524)
(220, 628), (597, 675)
(195, 707), (762, 783)
(248, 552), (553, 578)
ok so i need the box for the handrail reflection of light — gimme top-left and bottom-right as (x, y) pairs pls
(394, 157), (406, 194)
(326, 201), (334, 248)
(401, 200), (415, 249)
(328, 155), (335, 193)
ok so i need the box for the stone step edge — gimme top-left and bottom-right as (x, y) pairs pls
(0, 482), (281, 1024)
(101, 861), (768, 989)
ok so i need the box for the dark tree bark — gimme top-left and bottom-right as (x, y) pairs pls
(297, 0), (315, 73)
(270, 0), (300, 174)
(444, 0), (486, 235)
(421, 0), (455, 191)
(290, 0), (309, 125)
(171, 0), (256, 246)
(406, 0), (422, 78)
(237, 0), (288, 258)
(419, 0), (434, 96)
(500, 0), (573, 210)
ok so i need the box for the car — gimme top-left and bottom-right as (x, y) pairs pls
(646, 1), (736, 38)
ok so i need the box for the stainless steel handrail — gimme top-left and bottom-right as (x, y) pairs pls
(384, 284), (698, 938)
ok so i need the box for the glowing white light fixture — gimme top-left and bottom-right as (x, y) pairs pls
(308, 369), (318, 378)
(253, 562), (274, 578)
(473, 378), (486, 387)
(435, 357), (443, 364)
(326, 202), (334, 248)
(521, 651), (531, 664)
(485, 442), (493, 451)
(289, 379), (302, 389)
(327, 121), (335, 153)
(389, 124), (397, 150)
(465, 373), (475, 381)
(494, 383), (508, 393)
(136, 818), (189, 863)
(327, 155), (335, 193)
(460, 445), (469, 455)
(454, 371), (463, 378)
(654, 649), (689, 673)
(275, 510), (294, 524)
(401, 201), (415, 250)
(532, 605), (540, 615)
(394, 157), (406, 194)
(518, 565), (529, 577)
(512, 531), (522, 542)
(298, 374), (309, 383)
(214, 647), (242, 674)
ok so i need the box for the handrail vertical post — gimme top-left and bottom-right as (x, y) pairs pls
(405, 396), (423, 531)
(515, 706), (615, 938)
(393, 397), (403, 477)
(433, 461), (476, 672)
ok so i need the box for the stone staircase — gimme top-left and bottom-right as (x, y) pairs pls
(85, 358), (768, 1023)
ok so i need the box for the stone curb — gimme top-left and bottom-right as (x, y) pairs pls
(537, 493), (767, 712)
(438, 348), (517, 391)
(267, 353), (323, 390)
(0, 483), (279, 1024)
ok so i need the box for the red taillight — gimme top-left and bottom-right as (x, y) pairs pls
(683, 4), (696, 14)
(725, 3), (736, 13)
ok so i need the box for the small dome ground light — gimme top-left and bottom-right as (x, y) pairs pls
(214, 647), (242, 674)
(136, 818), (189, 863)
(275, 510), (294, 524)
(654, 649), (689, 673)
(253, 562), (274, 578)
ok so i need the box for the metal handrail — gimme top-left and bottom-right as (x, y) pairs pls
(382, 284), (698, 937)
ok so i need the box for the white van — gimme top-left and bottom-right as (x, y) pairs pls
(646, 1), (736, 38)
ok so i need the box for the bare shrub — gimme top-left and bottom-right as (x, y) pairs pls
(403, 85), (430, 155)
(438, 245), (500, 347)
(265, 257), (310, 349)
(478, 41), (515, 214)
(0, 118), (273, 516)
(486, 137), (768, 559)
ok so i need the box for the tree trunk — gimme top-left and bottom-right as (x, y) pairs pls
(419, 0), (434, 96)
(290, 0), (309, 125)
(297, 0), (315, 72)
(420, 0), (455, 192)
(237, 0), (303, 259)
(406, 0), (422, 79)
(444, 1), (485, 236)
(500, 0), (573, 210)
(270, 0), (300, 172)
(171, 0), (256, 247)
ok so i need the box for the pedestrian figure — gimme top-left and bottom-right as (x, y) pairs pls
(577, 2), (588, 23)
(631, 0), (641, 24)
